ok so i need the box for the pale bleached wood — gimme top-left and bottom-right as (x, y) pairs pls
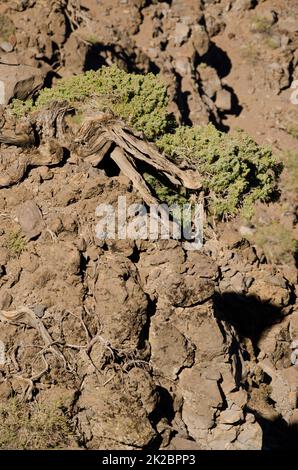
(110, 146), (158, 206)
(0, 105), (202, 204)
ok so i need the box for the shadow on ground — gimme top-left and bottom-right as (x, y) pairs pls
(213, 291), (298, 450)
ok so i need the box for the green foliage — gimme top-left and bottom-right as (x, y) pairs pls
(7, 231), (27, 256)
(157, 124), (281, 219)
(143, 172), (192, 226)
(30, 65), (174, 140)
(143, 173), (189, 208)
(11, 98), (34, 118)
(10, 66), (281, 219)
(0, 398), (74, 449)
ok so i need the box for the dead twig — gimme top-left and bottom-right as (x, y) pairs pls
(0, 307), (68, 368)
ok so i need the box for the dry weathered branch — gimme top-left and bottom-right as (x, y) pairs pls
(0, 134), (34, 147)
(110, 147), (158, 206)
(73, 113), (202, 190)
(0, 307), (67, 367)
(1, 103), (202, 212)
(33, 101), (74, 142)
(110, 124), (202, 190)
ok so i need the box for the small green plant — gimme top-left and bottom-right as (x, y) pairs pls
(281, 150), (298, 194)
(7, 231), (27, 256)
(247, 222), (297, 265)
(0, 398), (74, 449)
(286, 124), (298, 139)
(251, 15), (273, 34)
(265, 36), (280, 49)
(0, 15), (15, 41)
(13, 65), (175, 140)
(86, 34), (100, 45)
(156, 124), (281, 219)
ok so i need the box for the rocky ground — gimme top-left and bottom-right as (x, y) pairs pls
(0, 0), (297, 450)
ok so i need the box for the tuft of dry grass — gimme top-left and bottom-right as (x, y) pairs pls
(251, 15), (273, 34)
(0, 15), (15, 42)
(247, 222), (297, 265)
(6, 231), (27, 256)
(0, 398), (75, 449)
(281, 150), (298, 194)
(240, 43), (261, 65)
(286, 125), (298, 140)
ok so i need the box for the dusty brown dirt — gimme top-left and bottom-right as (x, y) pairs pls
(209, 0), (298, 151)
(0, 0), (297, 450)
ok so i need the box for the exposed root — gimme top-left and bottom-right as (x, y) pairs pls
(0, 307), (68, 371)
(44, 228), (58, 242)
